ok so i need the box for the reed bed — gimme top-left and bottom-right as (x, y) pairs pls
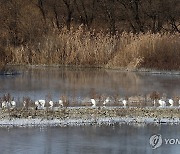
(6, 27), (180, 70)
(107, 32), (180, 70)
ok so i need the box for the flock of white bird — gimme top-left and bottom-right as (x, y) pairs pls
(1, 97), (180, 109)
(91, 98), (180, 108)
(1, 100), (16, 109)
(152, 98), (180, 108)
(34, 99), (64, 109)
(1, 99), (64, 109)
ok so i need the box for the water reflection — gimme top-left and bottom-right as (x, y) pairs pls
(0, 66), (180, 100)
(0, 124), (180, 154)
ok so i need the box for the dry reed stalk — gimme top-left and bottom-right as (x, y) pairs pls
(6, 26), (180, 70)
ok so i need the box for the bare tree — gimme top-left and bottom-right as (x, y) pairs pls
(99, 0), (117, 34)
(74, 0), (96, 29)
(37, 0), (47, 23)
(118, 0), (145, 33)
(62, 0), (75, 30)
(164, 0), (180, 33)
(52, 1), (61, 29)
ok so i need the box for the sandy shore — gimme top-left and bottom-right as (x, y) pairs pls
(0, 107), (180, 127)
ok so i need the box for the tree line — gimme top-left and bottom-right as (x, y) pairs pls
(0, 0), (179, 68)
(0, 0), (179, 45)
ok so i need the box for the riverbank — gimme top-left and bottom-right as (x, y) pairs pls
(4, 64), (180, 76)
(1, 107), (180, 127)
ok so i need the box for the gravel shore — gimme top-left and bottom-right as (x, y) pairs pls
(0, 107), (180, 127)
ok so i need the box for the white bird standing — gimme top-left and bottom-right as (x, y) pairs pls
(59, 100), (63, 107)
(38, 100), (46, 109)
(23, 101), (26, 107)
(103, 97), (110, 106)
(11, 101), (16, 108)
(122, 100), (127, 107)
(35, 101), (41, 109)
(7, 101), (11, 108)
(158, 99), (166, 107)
(153, 100), (156, 107)
(168, 99), (174, 107)
(2, 101), (7, 108)
(49, 101), (54, 108)
(91, 99), (96, 107)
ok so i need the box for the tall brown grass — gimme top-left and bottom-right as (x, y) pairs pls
(107, 32), (180, 70)
(7, 26), (180, 70)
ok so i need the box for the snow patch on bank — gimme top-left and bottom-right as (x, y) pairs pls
(0, 117), (180, 127)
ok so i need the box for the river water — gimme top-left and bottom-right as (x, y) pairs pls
(1, 66), (180, 154)
(0, 124), (180, 154)
(0, 66), (180, 102)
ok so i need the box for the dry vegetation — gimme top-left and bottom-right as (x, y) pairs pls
(107, 32), (180, 70)
(7, 29), (180, 70)
(0, 0), (180, 70)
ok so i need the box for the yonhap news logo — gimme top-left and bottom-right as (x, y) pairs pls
(149, 134), (162, 149)
(149, 134), (180, 149)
